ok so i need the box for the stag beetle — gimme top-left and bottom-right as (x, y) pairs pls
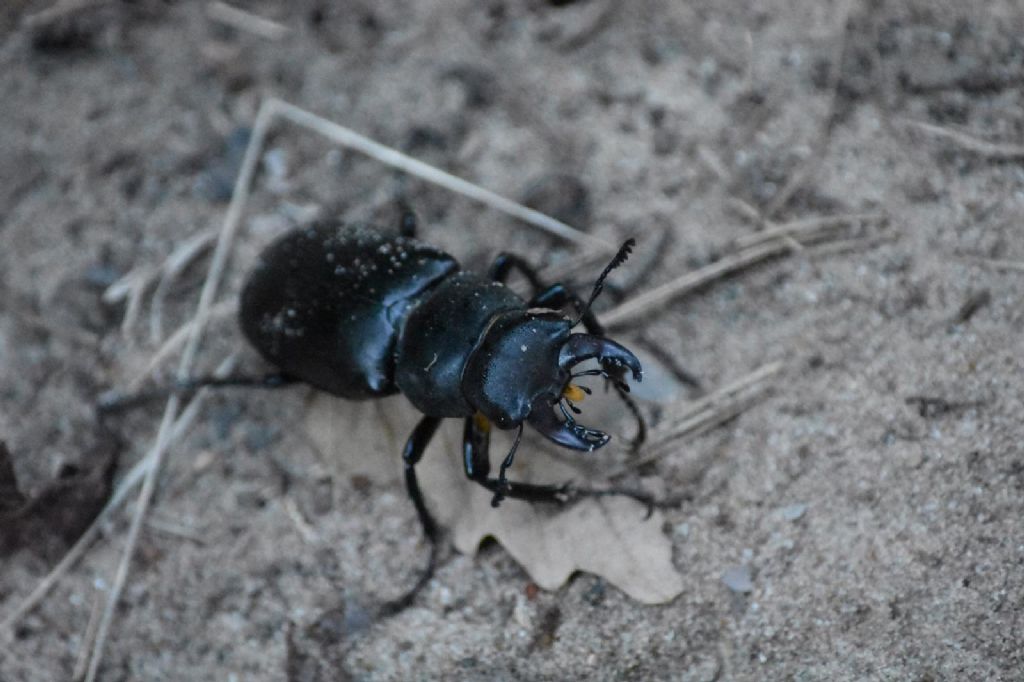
(104, 213), (649, 610)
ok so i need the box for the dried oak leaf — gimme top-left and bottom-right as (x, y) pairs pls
(0, 434), (119, 560)
(305, 394), (684, 605)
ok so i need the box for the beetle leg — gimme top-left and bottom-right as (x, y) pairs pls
(464, 416), (526, 508)
(463, 414), (569, 503)
(530, 282), (607, 332)
(462, 415), (654, 513)
(488, 252), (548, 291)
(380, 415), (443, 616)
(488, 253), (607, 333)
(488, 257), (604, 327)
(611, 382), (646, 453)
(397, 205), (417, 237)
(492, 424), (524, 507)
(96, 372), (297, 414)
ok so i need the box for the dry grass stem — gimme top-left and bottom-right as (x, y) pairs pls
(959, 256), (1024, 273)
(206, 1), (290, 40)
(902, 119), (1024, 160)
(149, 227), (219, 343)
(283, 497), (319, 544)
(807, 233), (896, 258)
(126, 299), (237, 394)
(734, 213), (884, 249)
(71, 591), (104, 682)
(145, 517), (206, 544)
(599, 240), (789, 328)
(81, 96), (274, 680)
(265, 98), (613, 252)
(22, 0), (105, 29)
(104, 228), (217, 340)
(601, 213), (884, 328)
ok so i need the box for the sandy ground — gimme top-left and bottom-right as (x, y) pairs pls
(2, 0), (1024, 680)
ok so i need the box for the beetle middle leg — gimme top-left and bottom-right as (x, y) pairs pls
(380, 415), (443, 615)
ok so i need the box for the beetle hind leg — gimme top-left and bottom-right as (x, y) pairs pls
(96, 372), (297, 414)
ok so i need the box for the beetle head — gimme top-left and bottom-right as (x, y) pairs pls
(462, 310), (642, 451)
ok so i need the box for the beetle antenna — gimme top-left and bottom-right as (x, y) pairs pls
(573, 238), (635, 326)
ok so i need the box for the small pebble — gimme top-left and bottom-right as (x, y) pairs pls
(722, 565), (754, 594)
(781, 503), (808, 521)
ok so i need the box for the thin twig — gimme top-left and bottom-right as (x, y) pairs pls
(82, 100), (275, 681)
(126, 299), (237, 394)
(104, 228), (218, 341)
(608, 362), (783, 478)
(145, 516), (206, 544)
(599, 240), (791, 328)
(600, 212), (884, 327)
(206, 1), (290, 40)
(901, 119), (1024, 160)
(734, 212), (883, 249)
(959, 255), (1024, 273)
(265, 98), (614, 253)
(22, 0), (107, 29)
(283, 497), (319, 544)
(71, 591), (104, 682)
(149, 227), (219, 343)
(106, 268), (160, 339)
(696, 144), (731, 181)
(807, 233), (895, 258)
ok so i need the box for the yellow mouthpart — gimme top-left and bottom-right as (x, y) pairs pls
(562, 383), (586, 403)
(473, 412), (491, 433)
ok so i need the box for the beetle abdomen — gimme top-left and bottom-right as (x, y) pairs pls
(239, 222), (459, 398)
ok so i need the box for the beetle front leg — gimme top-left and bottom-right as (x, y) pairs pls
(462, 415), (653, 513)
(397, 204), (417, 237)
(463, 415), (570, 506)
(488, 254), (605, 334)
(488, 252), (548, 292)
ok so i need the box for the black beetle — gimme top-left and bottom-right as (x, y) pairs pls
(105, 213), (649, 610)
